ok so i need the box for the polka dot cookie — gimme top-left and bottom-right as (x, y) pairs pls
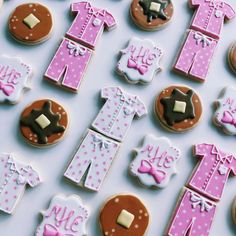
(99, 194), (149, 236)
(8, 3), (53, 45)
(19, 99), (68, 147)
(155, 85), (202, 132)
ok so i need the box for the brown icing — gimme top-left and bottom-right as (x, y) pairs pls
(130, 0), (174, 31)
(9, 3), (53, 44)
(155, 86), (202, 132)
(229, 43), (236, 72)
(20, 99), (68, 146)
(100, 194), (149, 236)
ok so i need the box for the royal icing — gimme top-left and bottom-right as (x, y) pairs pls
(36, 195), (89, 236)
(117, 37), (163, 84)
(214, 87), (236, 135)
(0, 153), (41, 214)
(0, 55), (32, 104)
(130, 135), (180, 188)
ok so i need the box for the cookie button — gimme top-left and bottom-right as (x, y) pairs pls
(155, 85), (202, 132)
(8, 3), (53, 45)
(19, 99), (68, 147)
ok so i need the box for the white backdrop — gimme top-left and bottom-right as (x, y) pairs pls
(1, 0), (236, 235)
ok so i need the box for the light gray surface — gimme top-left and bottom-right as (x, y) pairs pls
(0, 0), (236, 235)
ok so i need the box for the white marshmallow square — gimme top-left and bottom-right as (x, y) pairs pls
(149, 2), (161, 12)
(35, 114), (51, 129)
(173, 101), (187, 113)
(23, 13), (40, 29)
(116, 209), (135, 229)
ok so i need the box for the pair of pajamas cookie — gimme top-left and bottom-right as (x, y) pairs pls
(45, 1), (116, 91)
(174, 0), (235, 81)
(64, 86), (147, 191)
(166, 143), (236, 236)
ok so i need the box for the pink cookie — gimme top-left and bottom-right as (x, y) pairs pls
(64, 129), (120, 191)
(0, 153), (41, 214)
(91, 86), (147, 142)
(213, 87), (236, 135)
(66, 1), (117, 49)
(36, 195), (89, 236)
(174, 30), (218, 82)
(45, 38), (93, 92)
(189, 0), (235, 39)
(130, 135), (181, 189)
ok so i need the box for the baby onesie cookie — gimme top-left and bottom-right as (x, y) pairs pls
(20, 99), (68, 147)
(117, 37), (163, 84)
(100, 194), (149, 236)
(228, 42), (236, 73)
(155, 85), (202, 132)
(8, 3), (53, 45)
(36, 194), (89, 236)
(0, 153), (41, 214)
(130, 0), (174, 31)
(130, 135), (180, 188)
(0, 55), (32, 104)
(213, 86), (236, 135)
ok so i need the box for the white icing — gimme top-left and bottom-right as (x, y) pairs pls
(0, 55), (32, 104)
(36, 195), (90, 236)
(130, 135), (180, 188)
(214, 87), (236, 135)
(117, 37), (163, 84)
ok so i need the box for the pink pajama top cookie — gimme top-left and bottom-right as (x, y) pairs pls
(188, 143), (236, 201)
(66, 1), (117, 49)
(0, 153), (41, 214)
(91, 86), (147, 142)
(214, 87), (236, 135)
(36, 195), (89, 236)
(130, 135), (180, 188)
(0, 55), (32, 104)
(189, 0), (236, 39)
(117, 37), (163, 84)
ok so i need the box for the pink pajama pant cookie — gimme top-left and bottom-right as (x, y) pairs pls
(174, 30), (218, 81)
(166, 188), (217, 236)
(64, 129), (120, 191)
(45, 38), (93, 91)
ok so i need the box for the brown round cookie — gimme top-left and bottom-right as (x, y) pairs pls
(9, 3), (53, 45)
(154, 85), (202, 132)
(130, 0), (174, 31)
(20, 99), (68, 147)
(232, 197), (236, 225)
(228, 42), (236, 73)
(100, 194), (149, 236)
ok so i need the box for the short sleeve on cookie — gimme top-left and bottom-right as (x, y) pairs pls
(101, 87), (117, 99)
(135, 99), (147, 118)
(71, 2), (85, 13)
(194, 144), (212, 157)
(104, 12), (116, 29)
(224, 3), (236, 20)
(26, 166), (41, 187)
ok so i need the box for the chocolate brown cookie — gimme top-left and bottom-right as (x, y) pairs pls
(20, 99), (68, 147)
(228, 42), (236, 73)
(155, 85), (202, 132)
(9, 3), (53, 45)
(130, 0), (174, 31)
(100, 194), (149, 236)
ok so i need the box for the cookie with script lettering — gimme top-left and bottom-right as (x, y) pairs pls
(130, 0), (174, 31)
(213, 86), (236, 135)
(117, 37), (163, 84)
(8, 3), (53, 45)
(154, 85), (202, 132)
(130, 134), (181, 189)
(36, 195), (90, 236)
(20, 99), (68, 147)
(99, 194), (149, 236)
(0, 55), (32, 104)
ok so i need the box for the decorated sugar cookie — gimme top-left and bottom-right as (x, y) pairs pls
(0, 153), (41, 214)
(130, 135), (180, 188)
(117, 37), (163, 84)
(0, 55), (32, 104)
(8, 3), (53, 44)
(214, 87), (236, 135)
(155, 85), (202, 132)
(36, 195), (89, 236)
(20, 99), (68, 147)
(130, 0), (174, 31)
(100, 194), (149, 236)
